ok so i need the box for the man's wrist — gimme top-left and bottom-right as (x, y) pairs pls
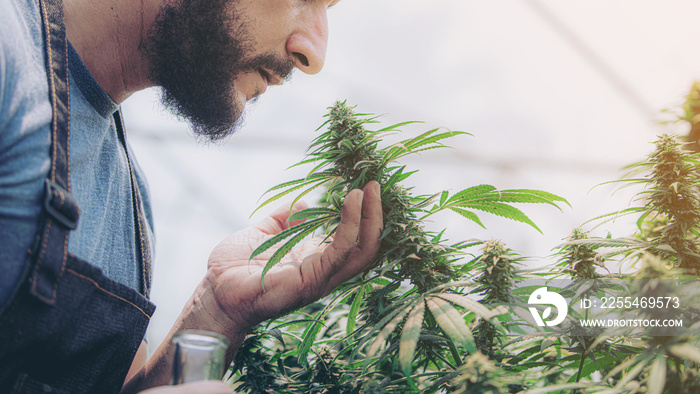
(188, 270), (250, 344)
(122, 272), (249, 393)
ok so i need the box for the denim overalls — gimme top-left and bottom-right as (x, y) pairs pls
(0, 0), (156, 392)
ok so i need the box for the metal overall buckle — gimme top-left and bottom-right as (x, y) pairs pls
(43, 179), (80, 230)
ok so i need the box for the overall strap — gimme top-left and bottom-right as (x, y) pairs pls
(113, 111), (153, 298)
(29, 0), (80, 304)
(30, 0), (152, 302)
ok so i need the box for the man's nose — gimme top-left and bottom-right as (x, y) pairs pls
(286, 8), (328, 75)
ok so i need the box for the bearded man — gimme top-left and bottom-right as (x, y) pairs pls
(0, 0), (383, 392)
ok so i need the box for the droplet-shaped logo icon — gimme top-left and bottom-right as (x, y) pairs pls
(528, 287), (568, 327)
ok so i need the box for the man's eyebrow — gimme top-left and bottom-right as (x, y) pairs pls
(328, 0), (341, 8)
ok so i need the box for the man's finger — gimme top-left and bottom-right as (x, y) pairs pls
(323, 189), (363, 265)
(357, 181), (383, 261)
(321, 182), (383, 293)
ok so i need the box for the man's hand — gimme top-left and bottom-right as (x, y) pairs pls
(122, 181), (382, 393)
(206, 181), (382, 334)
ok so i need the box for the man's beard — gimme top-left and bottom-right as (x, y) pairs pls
(141, 0), (294, 142)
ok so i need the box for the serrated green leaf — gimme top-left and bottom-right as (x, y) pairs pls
(445, 185), (497, 205)
(271, 318), (326, 331)
(399, 299), (425, 376)
(448, 207), (486, 228)
(365, 306), (412, 361)
(287, 156), (323, 170)
(340, 139), (356, 152)
(573, 281), (594, 301)
(370, 277), (392, 286)
(261, 223), (327, 287)
(248, 218), (325, 261)
(614, 355), (651, 389)
(583, 206), (648, 228)
(603, 353), (646, 382)
(396, 169), (419, 183)
(399, 128), (443, 151)
(290, 180), (335, 212)
(635, 209), (652, 232)
(249, 216), (328, 262)
(412, 193), (441, 210)
(374, 120), (424, 133)
(540, 336), (558, 352)
(347, 284), (368, 336)
(267, 328), (285, 348)
(428, 280), (475, 293)
(426, 297), (476, 354)
(262, 176), (312, 193)
(491, 191), (564, 210)
(500, 189), (570, 205)
(404, 129), (466, 151)
(439, 190), (449, 206)
(382, 165), (407, 190)
(520, 383), (605, 394)
(464, 202), (542, 233)
(435, 293), (502, 325)
(298, 310), (328, 366)
(252, 217), (331, 290)
(251, 178), (328, 217)
(287, 207), (338, 223)
(647, 356), (666, 394)
(561, 237), (650, 250)
(301, 160), (332, 178)
(669, 343), (700, 363)
(574, 353), (617, 382)
(406, 145), (453, 156)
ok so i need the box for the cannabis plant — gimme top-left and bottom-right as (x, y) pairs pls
(231, 101), (567, 392)
(573, 133), (700, 273)
(229, 97), (700, 393)
(547, 131), (700, 392)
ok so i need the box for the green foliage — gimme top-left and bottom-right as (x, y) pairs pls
(445, 351), (512, 393)
(230, 101), (700, 393)
(547, 133), (700, 393)
(579, 133), (700, 273)
(555, 229), (602, 280)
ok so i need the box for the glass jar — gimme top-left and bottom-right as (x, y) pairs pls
(171, 330), (229, 384)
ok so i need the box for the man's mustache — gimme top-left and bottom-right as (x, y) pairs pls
(240, 53), (295, 83)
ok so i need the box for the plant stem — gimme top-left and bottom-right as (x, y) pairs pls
(575, 309), (590, 383)
(446, 340), (463, 368)
(430, 349), (456, 370)
(575, 352), (586, 383)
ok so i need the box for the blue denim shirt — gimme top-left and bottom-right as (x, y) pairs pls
(0, 0), (154, 306)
